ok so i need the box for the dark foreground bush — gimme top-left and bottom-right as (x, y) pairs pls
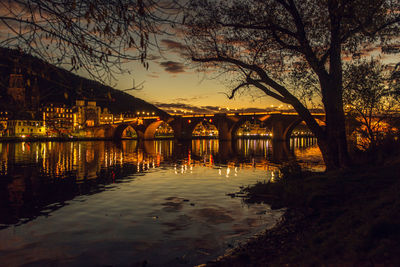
(212, 157), (400, 266)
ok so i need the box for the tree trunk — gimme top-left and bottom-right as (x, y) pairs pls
(289, 84), (351, 171)
(319, 78), (352, 171)
(317, 133), (350, 171)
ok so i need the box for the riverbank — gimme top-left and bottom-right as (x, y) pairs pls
(0, 136), (176, 142)
(204, 158), (400, 266)
(0, 136), (114, 142)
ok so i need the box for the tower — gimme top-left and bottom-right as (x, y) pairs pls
(27, 77), (40, 109)
(8, 73), (26, 106)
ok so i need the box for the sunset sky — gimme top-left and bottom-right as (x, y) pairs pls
(112, 37), (288, 114)
(111, 36), (398, 114)
(1, 1), (397, 115)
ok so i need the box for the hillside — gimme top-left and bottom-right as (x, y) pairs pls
(0, 47), (168, 117)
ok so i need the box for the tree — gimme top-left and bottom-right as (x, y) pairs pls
(391, 63), (400, 100)
(0, 0), (179, 83)
(184, 0), (400, 170)
(343, 59), (399, 150)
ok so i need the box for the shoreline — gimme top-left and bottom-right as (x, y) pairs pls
(202, 159), (400, 266)
(0, 136), (177, 143)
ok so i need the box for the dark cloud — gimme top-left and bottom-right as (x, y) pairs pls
(161, 39), (189, 57)
(155, 102), (216, 114)
(173, 96), (207, 102)
(154, 102), (285, 115)
(159, 61), (185, 73)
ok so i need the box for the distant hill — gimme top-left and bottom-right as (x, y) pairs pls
(0, 47), (168, 117)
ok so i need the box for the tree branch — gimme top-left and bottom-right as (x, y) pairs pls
(192, 54), (325, 138)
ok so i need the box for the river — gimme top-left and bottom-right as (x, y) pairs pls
(0, 138), (322, 266)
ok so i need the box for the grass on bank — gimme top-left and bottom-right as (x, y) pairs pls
(207, 143), (400, 266)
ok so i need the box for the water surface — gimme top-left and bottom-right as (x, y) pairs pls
(0, 139), (321, 266)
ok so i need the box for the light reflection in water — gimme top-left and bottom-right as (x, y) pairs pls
(0, 138), (321, 266)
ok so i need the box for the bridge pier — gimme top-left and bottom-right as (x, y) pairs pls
(169, 117), (194, 140)
(214, 114), (234, 141)
(270, 116), (302, 142)
(217, 121), (233, 141)
(271, 120), (287, 142)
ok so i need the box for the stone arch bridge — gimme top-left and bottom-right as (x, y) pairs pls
(88, 111), (325, 141)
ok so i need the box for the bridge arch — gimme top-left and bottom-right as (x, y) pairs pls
(283, 118), (324, 140)
(231, 117), (272, 138)
(192, 120), (219, 137)
(94, 125), (114, 138)
(144, 120), (174, 139)
(114, 124), (142, 139)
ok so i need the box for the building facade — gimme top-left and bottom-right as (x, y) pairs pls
(73, 100), (101, 128)
(41, 104), (74, 135)
(100, 108), (114, 125)
(0, 111), (9, 137)
(6, 119), (46, 137)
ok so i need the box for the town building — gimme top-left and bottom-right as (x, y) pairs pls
(6, 119), (46, 137)
(0, 111), (9, 137)
(100, 108), (114, 125)
(41, 104), (74, 135)
(8, 72), (40, 109)
(73, 100), (101, 128)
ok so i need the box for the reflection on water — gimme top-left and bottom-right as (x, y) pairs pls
(0, 138), (321, 266)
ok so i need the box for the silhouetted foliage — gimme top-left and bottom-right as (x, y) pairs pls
(184, 0), (400, 170)
(343, 59), (400, 150)
(0, 0), (180, 83)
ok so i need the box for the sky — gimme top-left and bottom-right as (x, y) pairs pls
(111, 38), (287, 115)
(110, 36), (399, 115)
(1, 1), (397, 115)
(0, 0), (283, 114)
